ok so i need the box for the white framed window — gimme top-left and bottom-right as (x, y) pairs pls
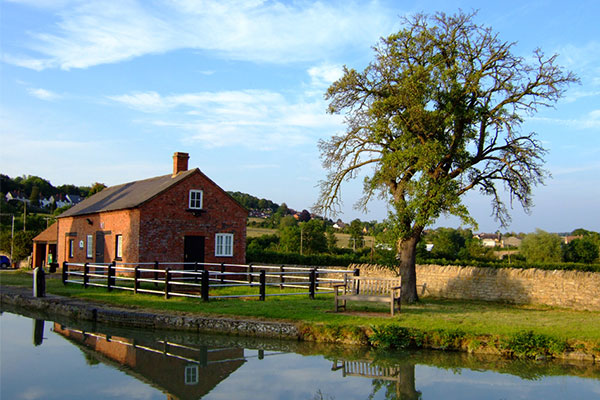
(184, 364), (199, 385)
(69, 239), (74, 258)
(189, 190), (203, 210)
(86, 234), (93, 258)
(115, 234), (123, 259)
(215, 233), (233, 257)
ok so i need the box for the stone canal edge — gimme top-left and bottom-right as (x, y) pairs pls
(0, 286), (300, 339)
(1, 285), (597, 365)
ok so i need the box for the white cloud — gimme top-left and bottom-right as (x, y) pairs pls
(530, 109), (600, 130)
(4, 0), (396, 70)
(109, 88), (343, 150)
(27, 87), (61, 100)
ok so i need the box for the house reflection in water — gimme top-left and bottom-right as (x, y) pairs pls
(53, 324), (245, 400)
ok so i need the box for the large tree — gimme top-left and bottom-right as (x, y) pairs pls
(315, 11), (577, 302)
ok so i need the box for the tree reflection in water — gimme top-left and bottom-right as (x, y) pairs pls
(3, 304), (598, 400)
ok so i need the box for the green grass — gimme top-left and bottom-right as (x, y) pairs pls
(3, 270), (600, 346)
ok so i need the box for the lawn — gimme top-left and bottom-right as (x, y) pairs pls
(2, 269), (599, 345)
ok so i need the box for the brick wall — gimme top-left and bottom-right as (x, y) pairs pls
(57, 209), (140, 265)
(350, 263), (600, 311)
(139, 171), (247, 264)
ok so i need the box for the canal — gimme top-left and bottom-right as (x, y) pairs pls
(1, 307), (599, 399)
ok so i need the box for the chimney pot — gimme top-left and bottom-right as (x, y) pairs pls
(173, 152), (189, 176)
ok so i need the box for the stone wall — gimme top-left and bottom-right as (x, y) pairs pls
(350, 263), (600, 311)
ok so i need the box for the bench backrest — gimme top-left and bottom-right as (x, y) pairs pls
(346, 276), (402, 296)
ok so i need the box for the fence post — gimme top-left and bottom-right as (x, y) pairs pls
(280, 265), (285, 289)
(62, 261), (68, 285)
(353, 268), (360, 295)
(154, 261), (159, 288)
(107, 261), (116, 292)
(83, 263), (89, 288)
(259, 270), (266, 301)
(134, 266), (139, 294)
(201, 270), (209, 301)
(164, 268), (170, 299)
(248, 264), (253, 284)
(309, 268), (316, 299)
(33, 267), (46, 297)
(220, 263), (225, 284)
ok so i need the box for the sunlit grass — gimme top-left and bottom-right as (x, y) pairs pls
(2, 269), (599, 342)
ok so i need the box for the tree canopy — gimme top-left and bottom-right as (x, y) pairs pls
(315, 11), (577, 301)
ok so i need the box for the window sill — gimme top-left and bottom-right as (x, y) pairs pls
(186, 208), (205, 216)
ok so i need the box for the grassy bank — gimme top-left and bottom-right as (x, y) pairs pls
(2, 270), (599, 360)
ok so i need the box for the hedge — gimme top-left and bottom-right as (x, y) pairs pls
(247, 250), (600, 273)
(246, 249), (373, 267)
(416, 257), (600, 273)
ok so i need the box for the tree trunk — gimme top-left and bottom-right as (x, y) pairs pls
(397, 234), (420, 303)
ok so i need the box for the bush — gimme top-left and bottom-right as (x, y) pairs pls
(503, 331), (567, 358)
(369, 325), (421, 349)
(246, 249), (373, 267)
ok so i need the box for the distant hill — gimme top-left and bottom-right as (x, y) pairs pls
(227, 191), (280, 212)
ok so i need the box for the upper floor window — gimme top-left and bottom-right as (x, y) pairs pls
(185, 364), (199, 385)
(189, 190), (203, 210)
(215, 233), (233, 257)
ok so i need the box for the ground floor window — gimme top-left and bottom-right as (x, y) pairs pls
(115, 234), (123, 260)
(86, 234), (93, 259)
(69, 239), (74, 258)
(215, 233), (233, 257)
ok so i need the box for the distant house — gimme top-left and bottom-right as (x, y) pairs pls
(53, 152), (248, 268)
(561, 235), (583, 244)
(475, 233), (502, 248)
(333, 219), (346, 230)
(502, 236), (522, 248)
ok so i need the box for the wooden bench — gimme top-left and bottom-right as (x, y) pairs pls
(334, 276), (402, 316)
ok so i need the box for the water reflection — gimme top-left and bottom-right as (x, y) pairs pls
(54, 323), (247, 400)
(2, 304), (599, 400)
(33, 319), (45, 346)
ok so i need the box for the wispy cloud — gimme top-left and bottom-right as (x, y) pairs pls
(27, 87), (61, 100)
(109, 88), (343, 150)
(5, 0), (396, 70)
(530, 109), (600, 130)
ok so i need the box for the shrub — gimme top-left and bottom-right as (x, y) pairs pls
(503, 331), (567, 358)
(369, 325), (422, 349)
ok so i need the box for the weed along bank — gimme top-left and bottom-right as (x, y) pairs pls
(54, 152), (248, 272)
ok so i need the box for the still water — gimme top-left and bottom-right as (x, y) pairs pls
(1, 308), (599, 400)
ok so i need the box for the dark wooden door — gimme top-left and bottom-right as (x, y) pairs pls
(95, 231), (105, 263)
(184, 236), (205, 269)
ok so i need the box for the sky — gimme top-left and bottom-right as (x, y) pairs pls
(1, 0), (599, 234)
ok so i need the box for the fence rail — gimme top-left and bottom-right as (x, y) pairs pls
(62, 261), (358, 301)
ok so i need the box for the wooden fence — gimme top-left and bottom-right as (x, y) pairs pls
(61, 261), (358, 301)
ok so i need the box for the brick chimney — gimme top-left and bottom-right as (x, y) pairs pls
(172, 152), (189, 177)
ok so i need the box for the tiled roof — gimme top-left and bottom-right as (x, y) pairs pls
(58, 169), (197, 218)
(33, 222), (58, 242)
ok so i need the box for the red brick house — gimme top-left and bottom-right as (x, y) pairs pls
(55, 152), (247, 268)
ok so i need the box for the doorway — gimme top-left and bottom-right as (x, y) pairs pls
(95, 231), (105, 263)
(184, 236), (205, 269)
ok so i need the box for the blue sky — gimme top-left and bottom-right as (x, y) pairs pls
(1, 0), (599, 233)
